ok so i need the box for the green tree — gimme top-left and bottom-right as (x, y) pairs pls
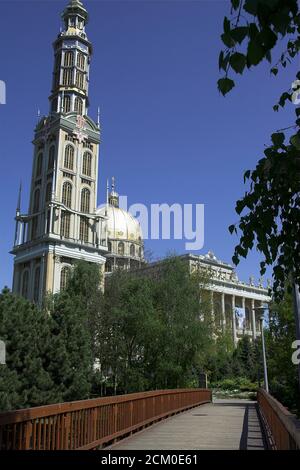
(151, 257), (212, 389)
(0, 288), (58, 411)
(218, 0), (300, 297)
(48, 261), (103, 401)
(102, 271), (161, 394)
(267, 291), (299, 411)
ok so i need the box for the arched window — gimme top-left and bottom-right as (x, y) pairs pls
(105, 259), (112, 273)
(82, 152), (92, 176)
(63, 95), (71, 113)
(48, 146), (55, 170)
(62, 69), (73, 86)
(76, 71), (84, 89)
(33, 266), (40, 303)
(138, 246), (142, 258)
(33, 189), (40, 213)
(60, 266), (71, 290)
(62, 181), (72, 208)
(21, 270), (29, 298)
(64, 145), (74, 170)
(46, 182), (52, 202)
(108, 241), (112, 252)
(64, 51), (74, 67)
(80, 188), (90, 213)
(130, 244), (135, 257)
(74, 97), (83, 115)
(79, 216), (89, 243)
(31, 216), (38, 239)
(60, 211), (71, 238)
(36, 153), (43, 177)
(77, 52), (85, 70)
(118, 242), (124, 256)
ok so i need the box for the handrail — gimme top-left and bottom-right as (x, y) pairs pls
(257, 388), (300, 450)
(0, 388), (212, 450)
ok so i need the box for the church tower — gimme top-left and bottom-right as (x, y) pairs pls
(11, 0), (107, 304)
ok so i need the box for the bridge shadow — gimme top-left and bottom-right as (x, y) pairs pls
(239, 404), (267, 450)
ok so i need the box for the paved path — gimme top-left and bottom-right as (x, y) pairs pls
(110, 399), (267, 450)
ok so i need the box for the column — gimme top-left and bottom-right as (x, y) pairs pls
(221, 292), (226, 330)
(18, 221), (23, 245)
(251, 298), (256, 340)
(232, 295), (237, 346)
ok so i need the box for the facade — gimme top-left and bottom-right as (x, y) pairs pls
(130, 251), (271, 345)
(11, 0), (108, 303)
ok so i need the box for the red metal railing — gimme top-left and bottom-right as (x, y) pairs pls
(257, 388), (300, 450)
(0, 388), (211, 450)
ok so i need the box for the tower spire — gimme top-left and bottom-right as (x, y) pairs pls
(109, 177), (119, 208)
(16, 181), (22, 216)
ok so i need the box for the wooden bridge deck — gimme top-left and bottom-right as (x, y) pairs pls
(109, 399), (267, 450)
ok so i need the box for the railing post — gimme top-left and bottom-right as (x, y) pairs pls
(63, 414), (70, 450)
(24, 421), (32, 450)
(130, 401), (133, 430)
(113, 403), (118, 436)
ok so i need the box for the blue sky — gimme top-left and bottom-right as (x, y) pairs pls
(0, 0), (296, 288)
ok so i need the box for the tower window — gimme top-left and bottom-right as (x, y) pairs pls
(33, 266), (41, 303)
(74, 97), (83, 115)
(62, 181), (72, 208)
(64, 145), (74, 170)
(64, 51), (74, 67)
(60, 211), (71, 238)
(118, 242), (125, 256)
(79, 216), (89, 243)
(80, 188), (90, 213)
(62, 69), (73, 86)
(46, 182), (52, 203)
(21, 270), (29, 298)
(33, 189), (40, 213)
(36, 153), (43, 177)
(108, 241), (112, 252)
(77, 52), (85, 70)
(31, 216), (38, 240)
(60, 266), (71, 290)
(130, 244), (135, 257)
(82, 152), (92, 177)
(48, 146), (55, 170)
(63, 95), (71, 113)
(75, 71), (84, 90)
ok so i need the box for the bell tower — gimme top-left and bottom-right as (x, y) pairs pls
(11, 0), (107, 304)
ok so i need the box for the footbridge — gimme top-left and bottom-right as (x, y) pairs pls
(0, 389), (299, 450)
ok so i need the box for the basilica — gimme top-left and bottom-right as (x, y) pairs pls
(10, 0), (270, 345)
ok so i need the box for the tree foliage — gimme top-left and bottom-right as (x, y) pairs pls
(266, 291), (299, 412)
(218, 0), (300, 297)
(99, 257), (213, 393)
(0, 288), (61, 411)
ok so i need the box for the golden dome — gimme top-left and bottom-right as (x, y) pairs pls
(96, 204), (143, 243)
